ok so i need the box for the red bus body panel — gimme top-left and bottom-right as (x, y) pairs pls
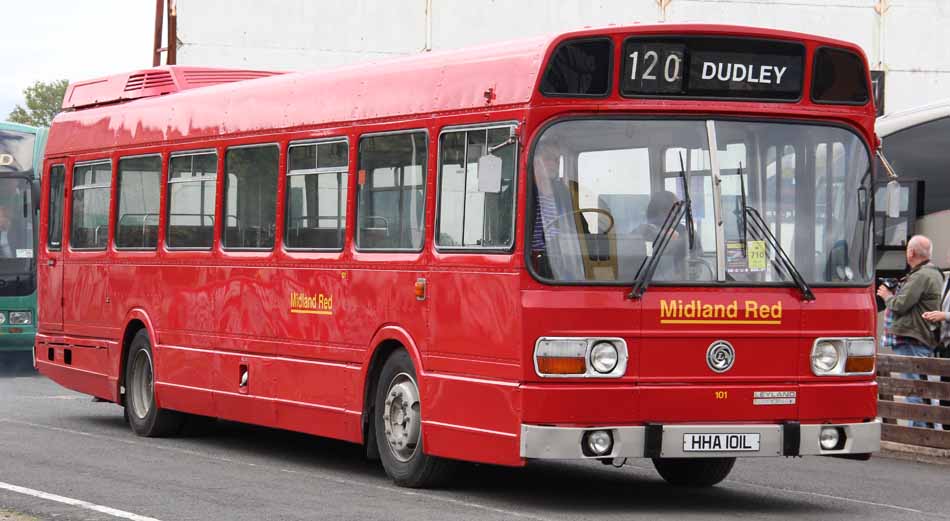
(37, 24), (877, 467)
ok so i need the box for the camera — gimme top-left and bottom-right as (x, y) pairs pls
(878, 277), (898, 291)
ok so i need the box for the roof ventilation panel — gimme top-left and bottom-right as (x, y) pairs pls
(63, 66), (285, 110)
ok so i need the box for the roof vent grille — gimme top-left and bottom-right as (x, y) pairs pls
(124, 71), (175, 92)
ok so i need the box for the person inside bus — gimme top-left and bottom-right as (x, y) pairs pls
(634, 190), (697, 280)
(922, 247), (950, 430)
(877, 234), (944, 428)
(531, 137), (585, 281)
(0, 205), (25, 258)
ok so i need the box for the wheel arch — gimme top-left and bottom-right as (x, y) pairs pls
(360, 324), (425, 456)
(117, 309), (158, 405)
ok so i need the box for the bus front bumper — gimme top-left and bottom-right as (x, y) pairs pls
(520, 419), (880, 459)
(0, 326), (36, 352)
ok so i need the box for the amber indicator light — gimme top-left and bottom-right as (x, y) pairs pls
(537, 356), (586, 375)
(845, 356), (874, 373)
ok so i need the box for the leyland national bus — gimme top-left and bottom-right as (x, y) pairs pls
(36, 24), (881, 488)
(875, 100), (950, 278)
(0, 121), (45, 360)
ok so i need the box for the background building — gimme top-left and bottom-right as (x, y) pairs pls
(175, 0), (949, 114)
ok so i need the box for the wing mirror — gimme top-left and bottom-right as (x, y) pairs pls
(876, 150), (901, 219)
(476, 135), (517, 194)
(476, 154), (503, 193)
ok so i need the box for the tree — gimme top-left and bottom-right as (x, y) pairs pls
(8, 79), (69, 128)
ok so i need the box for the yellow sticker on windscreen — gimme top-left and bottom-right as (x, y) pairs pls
(748, 240), (767, 271)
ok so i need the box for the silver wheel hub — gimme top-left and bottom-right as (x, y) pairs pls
(129, 349), (154, 420)
(382, 372), (421, 462)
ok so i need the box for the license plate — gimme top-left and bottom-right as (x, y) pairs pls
(683, 433), (761, 452)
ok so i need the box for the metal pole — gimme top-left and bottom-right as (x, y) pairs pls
(167, 0), (178, 65)
(152, 0), (164, 66)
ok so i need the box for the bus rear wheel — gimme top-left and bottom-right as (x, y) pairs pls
(124, 329), (183, 437)
(652, 457), (736, 487)
(373, 349), (454, 488)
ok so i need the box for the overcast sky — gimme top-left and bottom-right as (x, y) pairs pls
(2, 1), (155, 120)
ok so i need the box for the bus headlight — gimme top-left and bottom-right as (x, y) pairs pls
(9, 311), (32, 325)
(812, 341), (840, 373)
(590, 342), (619, 374)
(811, 338), (875, 376)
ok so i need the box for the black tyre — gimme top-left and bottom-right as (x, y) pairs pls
(374, 349), (454, 488)
(652, 457), (736, 487)
(124, 329), (183, 437)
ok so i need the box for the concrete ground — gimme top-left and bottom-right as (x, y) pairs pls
(0, 364), (947, 521)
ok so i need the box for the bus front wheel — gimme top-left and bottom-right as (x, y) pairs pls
(124, 329), (184, 437)
(652, 457), (736, 487)
(373, 349), (454, 488)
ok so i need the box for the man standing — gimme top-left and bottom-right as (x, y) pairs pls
(877, 235), (944, 428)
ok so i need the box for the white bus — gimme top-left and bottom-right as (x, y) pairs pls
(876, 101), (950, 277)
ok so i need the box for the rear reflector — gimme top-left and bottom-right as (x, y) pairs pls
(845, 356), (874, 374)
(537, 356), (586, 375)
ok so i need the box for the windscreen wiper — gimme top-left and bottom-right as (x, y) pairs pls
(678, 152), (695, 250)
(743, 206), (815, 301)
(628, 200), (686, 299)
(737, 162), (748, 258)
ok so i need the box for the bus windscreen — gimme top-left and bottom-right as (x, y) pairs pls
(0, 130), (36, 173)
(0, 177), (35, 294)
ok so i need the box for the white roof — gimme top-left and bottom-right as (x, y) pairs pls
(877, 99), (950, 137)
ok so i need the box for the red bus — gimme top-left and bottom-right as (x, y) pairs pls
(37, 24), (880, 488)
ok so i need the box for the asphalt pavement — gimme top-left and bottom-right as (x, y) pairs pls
(0, 359), (947, 521)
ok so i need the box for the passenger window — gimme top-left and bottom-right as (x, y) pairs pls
(47, 165), (65, 250)
(70, 161), (112, 250)
(167, 151), (217, 249)
(285, 139), (348, 250)
(116, 156), (161, 249)
(357, 132), (427, 250)
(437, 126), (516, 249)
(223, 145), (279, 249)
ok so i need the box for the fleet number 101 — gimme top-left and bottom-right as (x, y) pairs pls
(630, 51), (682, 82)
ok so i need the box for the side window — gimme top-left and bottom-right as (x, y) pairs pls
(70, 161), (112, 250)
(223, 145), (279, 249)
(167, 151), (217, 249)
(437, 126), (516, 249)
(285, 139), (348, 250)
(116, 155), (161, 249)
(47, 165), (65, 250)
(357, 132), (427, 250)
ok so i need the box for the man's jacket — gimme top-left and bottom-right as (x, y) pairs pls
(886, 261), (945, 347)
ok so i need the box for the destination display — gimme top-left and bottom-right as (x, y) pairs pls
(621, 37), (804, 100)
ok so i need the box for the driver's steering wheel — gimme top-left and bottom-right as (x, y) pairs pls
(687, 257), (716, 281)
(543, 208), (615, 234)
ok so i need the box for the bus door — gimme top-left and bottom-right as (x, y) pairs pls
(39, 163), (66, 331)
(428, 125), (521, 377)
